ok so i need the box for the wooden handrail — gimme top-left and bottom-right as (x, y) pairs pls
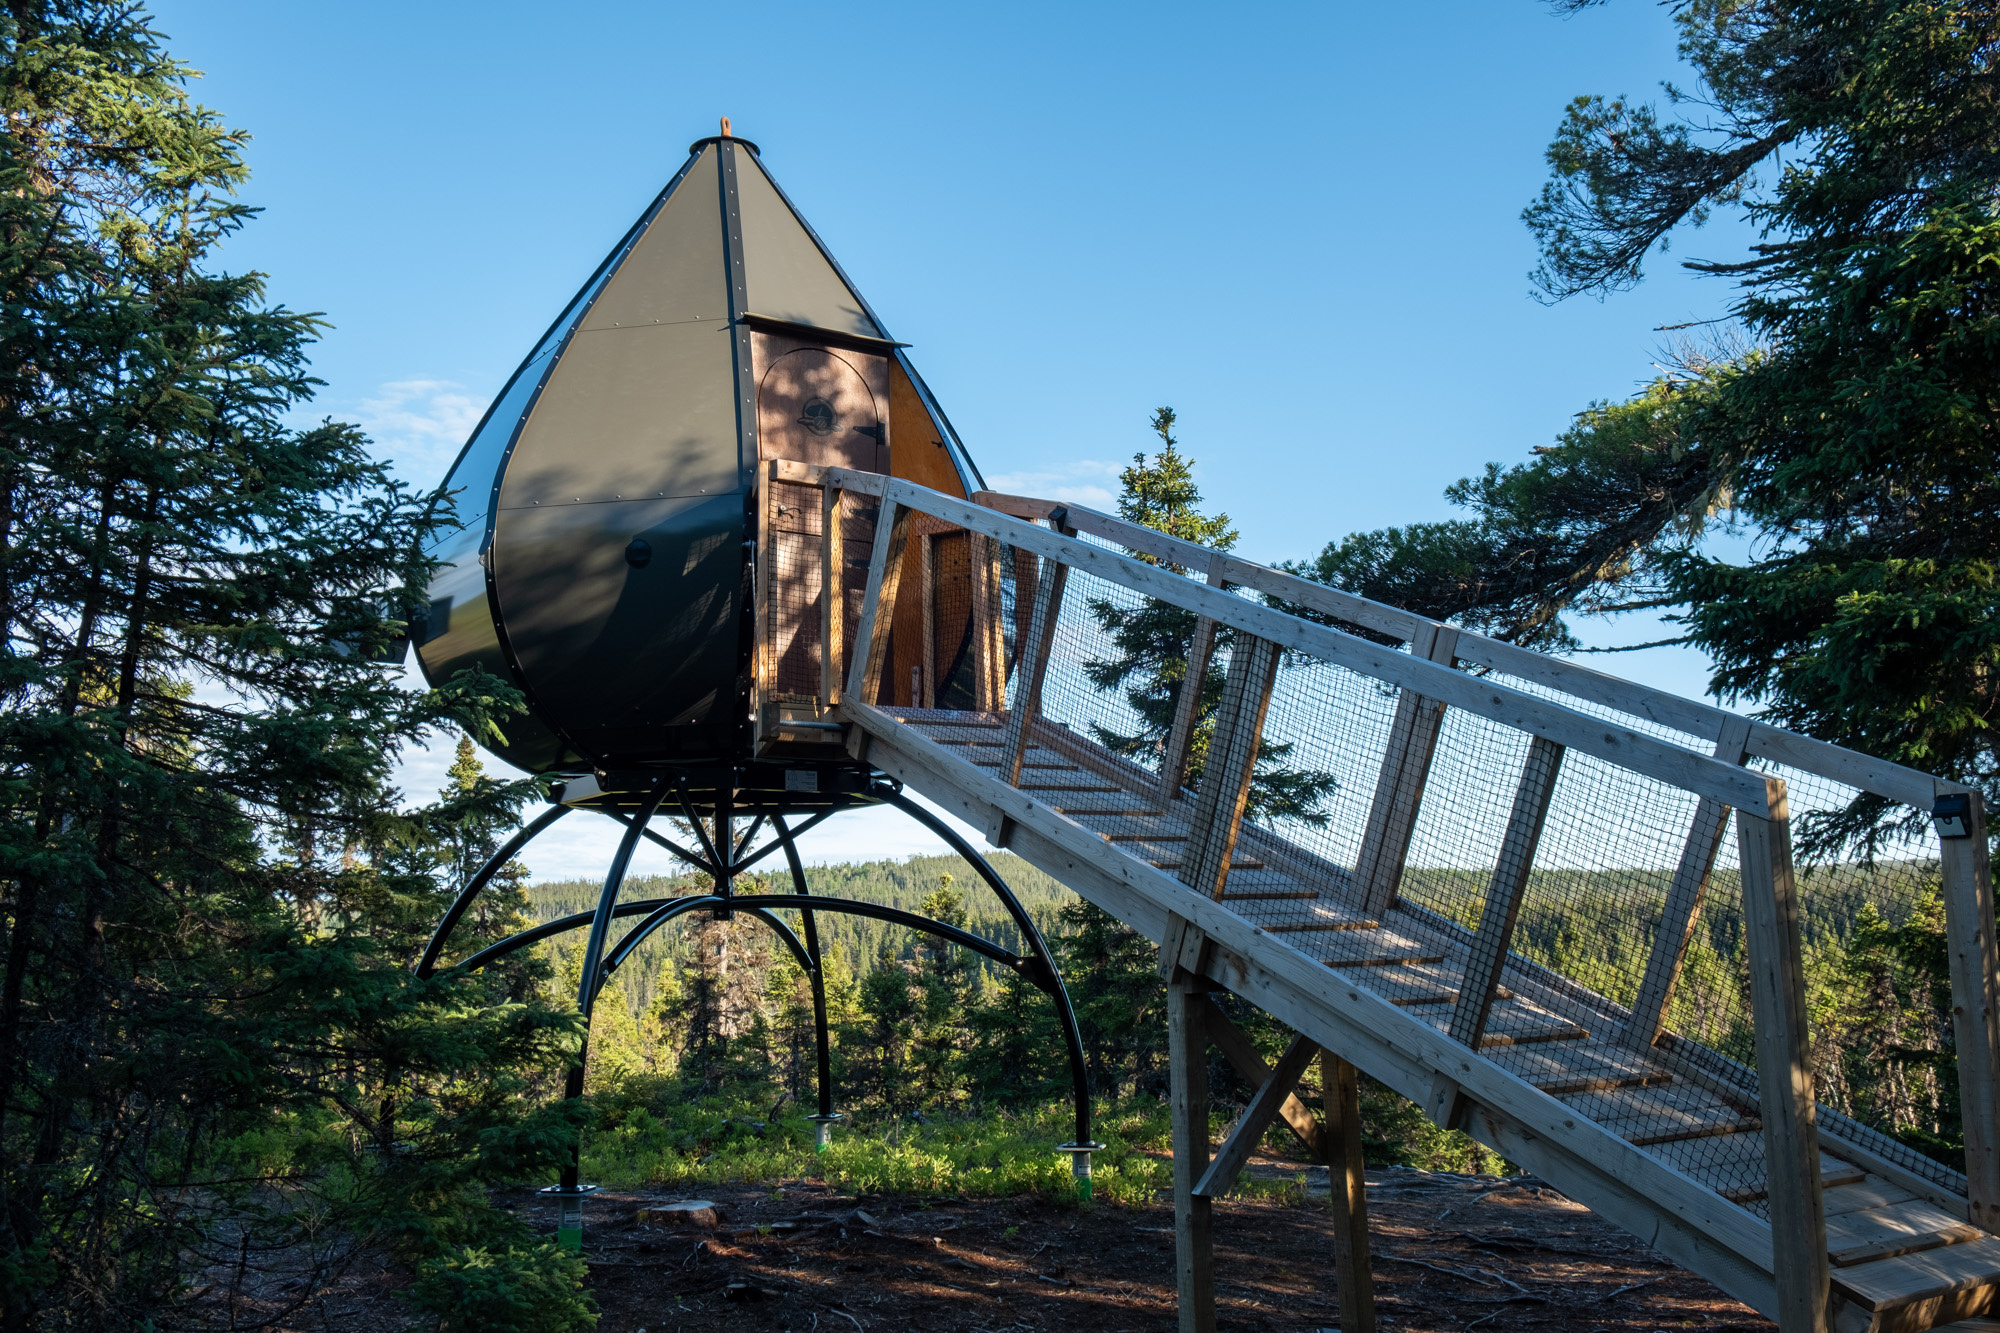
(969, 486), (1953, 813)
(852, 473), (1773, 815)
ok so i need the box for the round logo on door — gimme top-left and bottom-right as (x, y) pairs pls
(797, 397), (837, 436)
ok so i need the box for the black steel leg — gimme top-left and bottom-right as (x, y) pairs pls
(874, 783), (1103, 1190)
(417, 803), (571, 977)
(775, 815), (839, 1141)
(549, 783), (666, 1248)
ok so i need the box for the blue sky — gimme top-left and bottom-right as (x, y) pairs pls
(159, 0), (1752, 879)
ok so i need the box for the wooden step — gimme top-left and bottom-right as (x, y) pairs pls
(1322, 952), (1447, 969)
(1831, 1234), (2000, 1329)
(1827, 1199), (1983, 1269)
(1626, 1117), (1761, 1148)
(1478, 1024), (1591, 1048)
(1533, 1070), (1674, 1097)
(1221, 888), (1319, 902)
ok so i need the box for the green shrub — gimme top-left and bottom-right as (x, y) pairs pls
(405, 1241), (597, 1333)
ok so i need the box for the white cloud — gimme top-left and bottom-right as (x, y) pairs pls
(982, 459), (1122, 510)
(358, 379), (487, 485)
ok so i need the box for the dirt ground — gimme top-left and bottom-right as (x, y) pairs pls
(285, 1160), (1776, 1331)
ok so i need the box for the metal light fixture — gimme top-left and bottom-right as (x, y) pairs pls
(1932, 792), (1974, 840)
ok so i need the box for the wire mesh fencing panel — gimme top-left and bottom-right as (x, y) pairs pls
(859, 492), (1977, 1213)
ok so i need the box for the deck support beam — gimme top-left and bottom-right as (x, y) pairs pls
(1738, 782), (1830, 1333)
(1623, 716), (1753, 1049)
(1168, 966), (1216, 1333)
(1324, 1051), (1377, 1333)
(1941, 789), (2000, 1232)
(1354, 625), (1459, 916)
(820, 481), (846, 706)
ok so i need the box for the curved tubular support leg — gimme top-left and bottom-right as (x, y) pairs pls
(417, 803), (572, 977)
(774, 815), (835, 1120)
(594, 896), (814, 1000)
(562, 785), (668, 1192)
(455, 900), (674, 975)
(874, 784), (1097, 1152)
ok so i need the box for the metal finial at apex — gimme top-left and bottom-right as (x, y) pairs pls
(410, 129), (1099, 1247)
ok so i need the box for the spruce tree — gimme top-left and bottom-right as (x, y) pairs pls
(0, 5), (584, 1326)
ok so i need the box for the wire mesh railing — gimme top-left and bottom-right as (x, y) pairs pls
(777, 463), (1994, 1233)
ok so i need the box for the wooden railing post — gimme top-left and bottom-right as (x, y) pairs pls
(1623, 715), (1753, 1049)
(1939, 789), (2000, 1231)
(969, 533), (1005, 713)
(1158, 553), (1229, 808)
(1738, 779), (1830, 1333)
(1353, 625), (1459, 916)
(845, 499), (914, 707)
(1181, 634), (1281, 900)
(820, 481), (846, 706)
(995, 513), (1075, 785)
(1429, 735), (1563, 1127)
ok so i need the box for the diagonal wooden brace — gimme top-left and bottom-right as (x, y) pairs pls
(1203, 1002), (1329, 1160)
(1195, 1035), (1321, 1198)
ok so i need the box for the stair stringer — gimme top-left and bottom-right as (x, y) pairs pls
(844, 698), (1798, 1323)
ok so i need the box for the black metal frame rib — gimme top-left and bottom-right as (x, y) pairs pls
(419, 780), (1097, 1162)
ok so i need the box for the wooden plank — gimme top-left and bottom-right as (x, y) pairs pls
(1738, 784), (1832, 1333)
(1447, 736), (1565, 1051)
(820, 479), (845, 706)
(1202, 1002), (1328, 1158)
(1353, 624), (1460, 916)
(1939, 790), (2000, 1233)
(845, 499), (913, 705)
(1624, 716), (1755, 1049)
(1827, 1199), (1983, 1268)
(863, 476), (1776, 815)
(1180, 634), (1281, 900)
(1830, 1234), (2000, 1319)
(836, 701), (1787, 1277)
(1195, 1034), (1320, 1197)
(1158, 555), (1226, 808)
(1168, 975), (1216, 1333)
(1824, 1177), (1922, 1219)
(1323, 1051), (1378, 1333)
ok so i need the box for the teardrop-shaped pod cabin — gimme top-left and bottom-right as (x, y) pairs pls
(416, 135), (985, 775)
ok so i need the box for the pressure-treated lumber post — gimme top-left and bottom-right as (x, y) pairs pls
(1181, 634), (1282, 900)
(996, 537), (1070, 787)
(820, 482), (845, 706)
(1323, 1051), (1377, 1333)
(1158, 553), (1230, 807)
(1353, 625), (1459, 916)
(1737, 781), (1830, 1333)
(1623, 715), (1753, 1049)
(1449, 735), (1564, 1049)
(1429, 735), (1564, 1126)
(1167, 970), (1216, 1333)
(846, 499), (914, 706)
(998, 573), (1064, 772)
(1939, 789), (2000, 1231)
(969, 533), (1005, 712)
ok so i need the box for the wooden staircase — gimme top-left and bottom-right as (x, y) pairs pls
(753, 460), (2000, 1333)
